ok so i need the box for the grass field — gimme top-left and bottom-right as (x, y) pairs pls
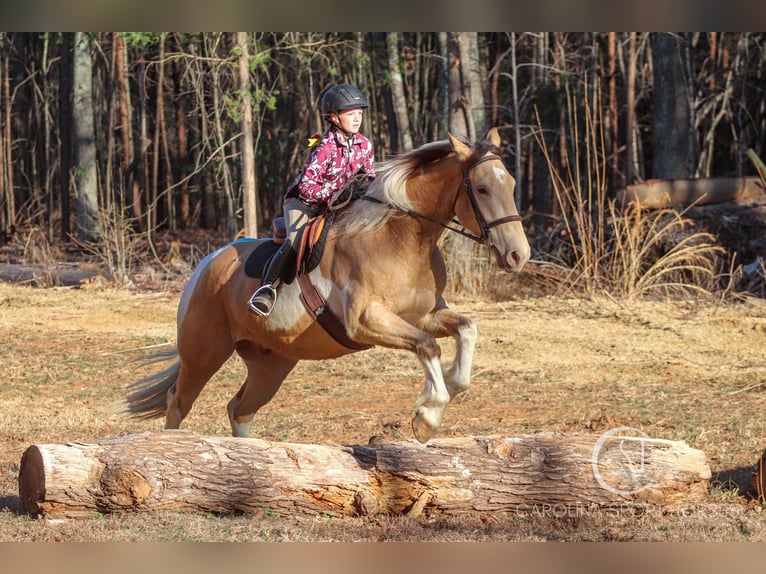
(1, 279), (766, 541)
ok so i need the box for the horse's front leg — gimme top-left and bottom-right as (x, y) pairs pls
(349, 301), (450, 443)
(419, 297), (478, 401)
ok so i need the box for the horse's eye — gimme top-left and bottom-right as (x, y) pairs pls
(477, 185), (489, 195)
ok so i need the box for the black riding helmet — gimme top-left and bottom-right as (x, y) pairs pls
(321, 84), (369, 119)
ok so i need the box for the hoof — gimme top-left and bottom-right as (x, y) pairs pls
(411, 415), (436, 444)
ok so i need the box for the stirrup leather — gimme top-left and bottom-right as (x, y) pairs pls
(248, 284), (278, 317)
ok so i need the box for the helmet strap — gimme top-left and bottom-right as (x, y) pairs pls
(329, 115), (355, 140)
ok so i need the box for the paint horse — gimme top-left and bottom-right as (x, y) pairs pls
(123, 128), (530, 443)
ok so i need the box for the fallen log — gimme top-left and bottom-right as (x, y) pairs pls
(617, 176), (765, 209)
(18, 430), (711, 518)
(0, 263), (106, 287)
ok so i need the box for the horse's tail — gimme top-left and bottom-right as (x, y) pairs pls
(120, 348), (181, 420)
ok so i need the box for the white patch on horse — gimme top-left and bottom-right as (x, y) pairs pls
(310, 267), (335, 298)
(492, 165), (507, 185)
(266, 281), (307, 330)
(261, 268), (334, 331)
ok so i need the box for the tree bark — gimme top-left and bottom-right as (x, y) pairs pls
(651, 33), (691, 179)
(73, 32), (99, 242)
(626, 32), (637, 186)
(386, 32), (413, 152)
(446, 33), (469, 139)
(0, 33), (8, 240)
(237, 32), (257, 238)
(173, 33), (190, 228)
(114, 33), (142, 231)
(19, 430), (711, 518)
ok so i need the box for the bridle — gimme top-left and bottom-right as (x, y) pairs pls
(393, 153), (523, 246)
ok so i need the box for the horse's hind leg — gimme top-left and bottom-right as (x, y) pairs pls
(166, 337), (235, 429)
(227, 344), (298, 437)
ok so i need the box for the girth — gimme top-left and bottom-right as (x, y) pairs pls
(297, 274), (372, 351)
(294, 194), (372, 351)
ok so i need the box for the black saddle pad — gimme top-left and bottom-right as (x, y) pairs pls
(243, 240), (280, 279)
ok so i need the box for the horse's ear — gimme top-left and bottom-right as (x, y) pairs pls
(448, 132), (471, 161)
(484, 127), (501, 147)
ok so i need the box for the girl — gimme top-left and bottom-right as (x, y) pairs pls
(249, 83), (376, 316)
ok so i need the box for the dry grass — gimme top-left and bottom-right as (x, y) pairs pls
(533, 94), (724, 300)
(1, 279), (766, 540)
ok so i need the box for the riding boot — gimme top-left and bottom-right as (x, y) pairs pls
(248, 240), (294, 317)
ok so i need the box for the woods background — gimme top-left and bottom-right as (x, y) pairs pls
(0, 32), (764, 270)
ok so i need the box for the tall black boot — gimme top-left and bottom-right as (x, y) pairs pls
(248, 240), (294, 316)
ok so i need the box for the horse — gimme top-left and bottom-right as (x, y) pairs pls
(122, 128), (530, 443)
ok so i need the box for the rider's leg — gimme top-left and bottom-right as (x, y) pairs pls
(248, 239), (295, 316)
(248, 197), (316, 317)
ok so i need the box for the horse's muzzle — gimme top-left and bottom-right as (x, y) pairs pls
(494, 243), (530, 272)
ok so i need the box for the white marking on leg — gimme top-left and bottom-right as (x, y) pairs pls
(412, 354), (450, 442)
(231, 419), (253, 438)
(227, 397), (254, 438)
(445, 320), (477, 399)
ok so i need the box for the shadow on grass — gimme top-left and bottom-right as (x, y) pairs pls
(0, 495), (21, 514)
(711, 465), (758, 500)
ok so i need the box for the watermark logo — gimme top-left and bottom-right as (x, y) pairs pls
(591, 426), (657, 496)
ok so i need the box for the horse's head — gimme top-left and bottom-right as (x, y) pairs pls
(448, 128), (531, 272)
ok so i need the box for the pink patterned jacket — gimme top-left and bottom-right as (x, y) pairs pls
(296, 128), (375, 206)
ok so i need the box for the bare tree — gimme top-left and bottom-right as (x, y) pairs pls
(651, 33), (691, 178)
(386, 33), (413, 152)
(73, 32), (99, 242)
(237, 32), (258, 238)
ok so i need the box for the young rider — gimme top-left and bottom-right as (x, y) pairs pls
(249, 83), (376, 316)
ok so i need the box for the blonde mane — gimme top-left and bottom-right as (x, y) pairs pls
(335, 140), (455, 236)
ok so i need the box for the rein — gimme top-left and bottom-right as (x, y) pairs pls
(365, 153), (523, 246)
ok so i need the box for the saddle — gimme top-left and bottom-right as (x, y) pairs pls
(242, 210), (333, 282)
(244, 184), (371, 351)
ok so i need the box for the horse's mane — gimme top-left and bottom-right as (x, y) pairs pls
(336, 137), (497, 235)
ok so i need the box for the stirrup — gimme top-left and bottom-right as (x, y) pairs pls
(248, 284), (278, 317)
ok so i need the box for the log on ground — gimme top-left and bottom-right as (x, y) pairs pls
(18, 430), (711, 517)
(617, 177), (765, 209)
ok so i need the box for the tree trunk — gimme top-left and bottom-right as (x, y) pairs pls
(237, 32), (257, 238)
(386, 32), (413, 152)
(173, 34), (190, 228)
(57, 33), (73, 241)
(449, 32), (483, 141)
(152, 37), (167, 230)
(446, 33), (469, 139)
(651, 33), (691, 179)
(0, 33), (13, 239)
(114, 33), (141, 231)
(626, 32), (637, 186)
(459, 32), (486, 138)
(509, 32), (522, 208)
(437, 32), (449, 140)
(608, 32), (620, 191)
(73, 32), (99, 242)
(19, 430), (711, 518)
